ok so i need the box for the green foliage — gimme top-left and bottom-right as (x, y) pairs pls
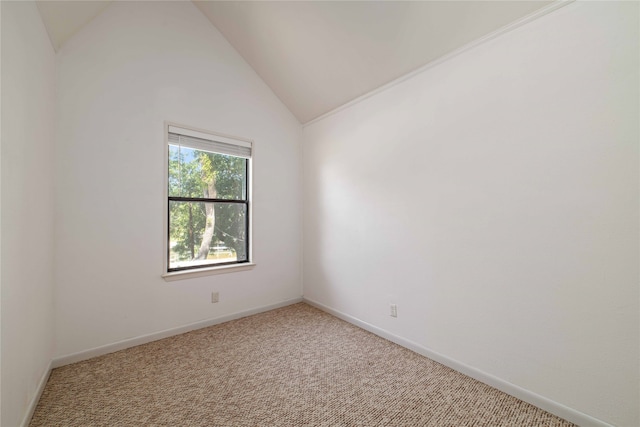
(169, 146), (248, 264)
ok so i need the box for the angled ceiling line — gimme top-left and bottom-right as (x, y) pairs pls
(303, 0), (574, 127)
(36, 0), (112, 51)
(35, 1), (564, 125)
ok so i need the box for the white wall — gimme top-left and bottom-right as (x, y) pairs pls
(1, 2), (57, 426)
(0, 1), (2, 421)
(303, 2), (638, 426)
(54, 1), (302, 357)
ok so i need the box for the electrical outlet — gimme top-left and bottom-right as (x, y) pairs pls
(390, 304), (397, 318)
(211, 292), (219, 303)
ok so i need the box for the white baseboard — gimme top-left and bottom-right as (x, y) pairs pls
(302, 297), (612, 427)
(20, 360), (52, 427)
(52, 297), (303, 368)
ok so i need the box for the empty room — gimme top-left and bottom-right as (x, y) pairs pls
(1, 0), (638, 426)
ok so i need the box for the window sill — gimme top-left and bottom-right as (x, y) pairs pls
(162, 263), (256, 281)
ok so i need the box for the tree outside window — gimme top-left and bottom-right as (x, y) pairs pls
(167, 127), (251, 272)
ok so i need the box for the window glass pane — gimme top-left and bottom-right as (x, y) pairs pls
(169, 201), (248, 270)
(169, 145), (247, 200)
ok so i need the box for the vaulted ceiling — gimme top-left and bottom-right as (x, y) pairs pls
(36, 1), (552, 124)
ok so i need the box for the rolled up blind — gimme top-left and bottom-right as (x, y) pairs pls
(168, 125), (252, 159)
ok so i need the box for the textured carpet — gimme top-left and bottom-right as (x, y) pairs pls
(31, 303), (574, 426)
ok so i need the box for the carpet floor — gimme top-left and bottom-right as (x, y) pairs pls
(31, 303), (574, 426)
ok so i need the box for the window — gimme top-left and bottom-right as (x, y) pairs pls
(166, 124), (252, 274)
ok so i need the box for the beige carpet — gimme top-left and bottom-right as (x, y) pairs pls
(31, 303), (574, 426)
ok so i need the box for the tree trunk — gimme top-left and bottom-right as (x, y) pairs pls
(194, 177), (217, 260)
(188, 204), (195, 259)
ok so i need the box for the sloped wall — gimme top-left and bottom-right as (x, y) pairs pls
(1, 2), (56, 426)
(54, 1), (302, 357)
(303, 2), (638, 425)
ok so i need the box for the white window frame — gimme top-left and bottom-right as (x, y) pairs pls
(162, 122), (255, 281)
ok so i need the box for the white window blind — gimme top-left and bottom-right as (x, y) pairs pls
(168, 125), (252, 159)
